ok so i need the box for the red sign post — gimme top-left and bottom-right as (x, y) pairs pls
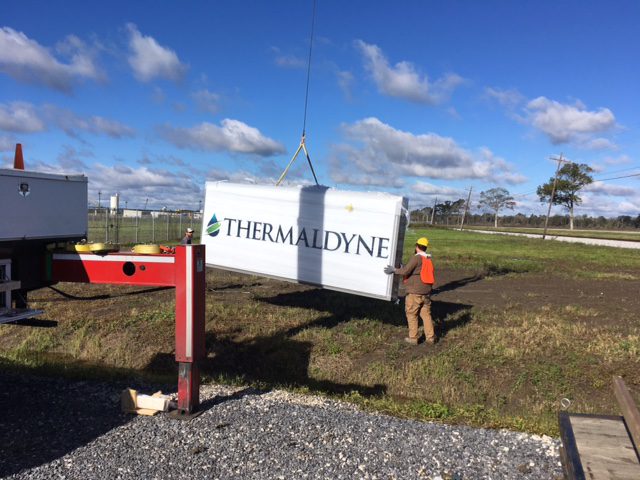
(51, 245), (206, 414)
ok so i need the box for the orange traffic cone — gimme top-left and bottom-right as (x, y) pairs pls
(14, 143), (24, 170)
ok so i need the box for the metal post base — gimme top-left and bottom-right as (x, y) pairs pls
(176, 362), (200, 414)
(167, 408), (204, 421)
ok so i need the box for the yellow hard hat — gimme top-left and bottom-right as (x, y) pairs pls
(416, 237), (429, 247)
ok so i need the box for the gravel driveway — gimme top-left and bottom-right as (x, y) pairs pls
(0, 373), (562, 479)
(466, 229), (640, 249)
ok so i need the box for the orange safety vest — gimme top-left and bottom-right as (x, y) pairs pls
(403, 254), (435, 285)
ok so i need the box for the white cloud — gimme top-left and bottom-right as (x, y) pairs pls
(336, 70), (354, 100)
(584, 137), (617, 150)
(270, 46), (306, 69)
(412, 182), (463, 196)
(588, 162), (606, 174)
(579, 194), (640, 217)
(477, 188), (640, 218)
(208, 168), (269, 184)
(484, 87), (525, 109)
(329, 154), (406, 188)
(604, 154), (632, 166)
(34, 155), (202, 209)
(477, 147), (528, 185)
(0, 27), (103, 92)
(275, 54), (305, 69)
(159, 119), (286, 156)
(525, 96), (616, 145)
(583, 182), (637, 197)
(0, 101), (134, 138)
(330, 117), (523, 187)
(151, 86), (166, 104)
(89, 163), (201, 209)
(126, 23), (187, 82)
(446, 107), (461, 120)
(0, 101), (45, 133)
(42, 105), (135, 138)
(0, 135), (18, 153)
(408, 183), (468, 208)
(0, 136), (15, 152)
(206, 165), (315, 187)
(90, 116), (135, 138)
(191, 89), (221, 114)
(355, 40), (464, 104)
(56, 145), (90, 171)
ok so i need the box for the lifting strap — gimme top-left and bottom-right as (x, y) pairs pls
(276, 134), (318, 186)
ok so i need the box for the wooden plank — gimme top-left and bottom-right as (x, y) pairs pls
(570, 415), (640, 480)
(613, 376), (640, 451)
(559, 411), (586, 480)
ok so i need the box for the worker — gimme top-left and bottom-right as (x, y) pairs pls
(181, 227), (194, 245)
(384, 237), (436, 345)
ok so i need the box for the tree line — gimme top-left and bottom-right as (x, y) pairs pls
(411, 163), (640, 229)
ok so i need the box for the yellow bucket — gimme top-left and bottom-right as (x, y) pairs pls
(89, 243), (120, 253)
(66, 243), (92, 253)
(132, 244), (161, 255)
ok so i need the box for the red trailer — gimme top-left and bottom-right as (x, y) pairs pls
(1, 145), (205, 415)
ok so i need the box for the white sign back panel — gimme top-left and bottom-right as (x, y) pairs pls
(0, 168), (87, 242)
(201, 182), (407, 300)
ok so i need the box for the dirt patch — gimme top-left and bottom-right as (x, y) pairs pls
(3, 264), (639, 435)
(433, 268), (639, 326)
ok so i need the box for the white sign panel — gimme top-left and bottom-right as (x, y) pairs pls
(201, 182), (408, 300)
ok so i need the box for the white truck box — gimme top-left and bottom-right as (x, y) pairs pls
(0, 168), (88, 242)
(201, 182), (408, 300)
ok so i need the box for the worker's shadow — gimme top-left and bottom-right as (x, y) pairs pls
(431, 300), (473, 339)
(179, 289), (471, 400)
(432, 274), (485, 295)
(261, 288), (472, 339)
(199, 330), (386, 400)
(144, 287), (473, 414)
(143, 296), (388, 407)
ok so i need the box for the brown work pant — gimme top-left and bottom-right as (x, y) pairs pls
(405, 293), (435, 342)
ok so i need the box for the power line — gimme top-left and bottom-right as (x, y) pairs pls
(591, 172), (640, 183)
(593, 165), (640, 177)
(509, 167), (640, 199)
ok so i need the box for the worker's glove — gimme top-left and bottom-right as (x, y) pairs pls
(383, 265), (395, 275)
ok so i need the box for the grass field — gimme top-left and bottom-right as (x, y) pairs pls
(462, 225), (640, 242)
(1, 227), (639, 435)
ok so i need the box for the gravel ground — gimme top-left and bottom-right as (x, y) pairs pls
(0, 373), (563, 479)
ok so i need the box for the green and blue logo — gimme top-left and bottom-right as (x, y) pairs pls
(206, 213), (222, 237)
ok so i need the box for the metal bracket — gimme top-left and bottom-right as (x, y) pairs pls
(0, 308), (44, 325)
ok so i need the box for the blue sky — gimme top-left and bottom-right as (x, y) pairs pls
(1, 1), (639, 216)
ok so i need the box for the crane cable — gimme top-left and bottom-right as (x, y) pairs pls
(276, 0), (319, 186)
(301, 0), (317, 137)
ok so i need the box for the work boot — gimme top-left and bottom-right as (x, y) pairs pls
(424, 337), (437, 345)
(404, 337), (419, 345)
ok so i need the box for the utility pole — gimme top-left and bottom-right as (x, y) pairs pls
(459, 187), (473, 231)
(542, 153), (569, 240)
(430, 197), (437, 225)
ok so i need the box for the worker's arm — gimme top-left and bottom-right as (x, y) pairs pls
(393, 255), (419, 276)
